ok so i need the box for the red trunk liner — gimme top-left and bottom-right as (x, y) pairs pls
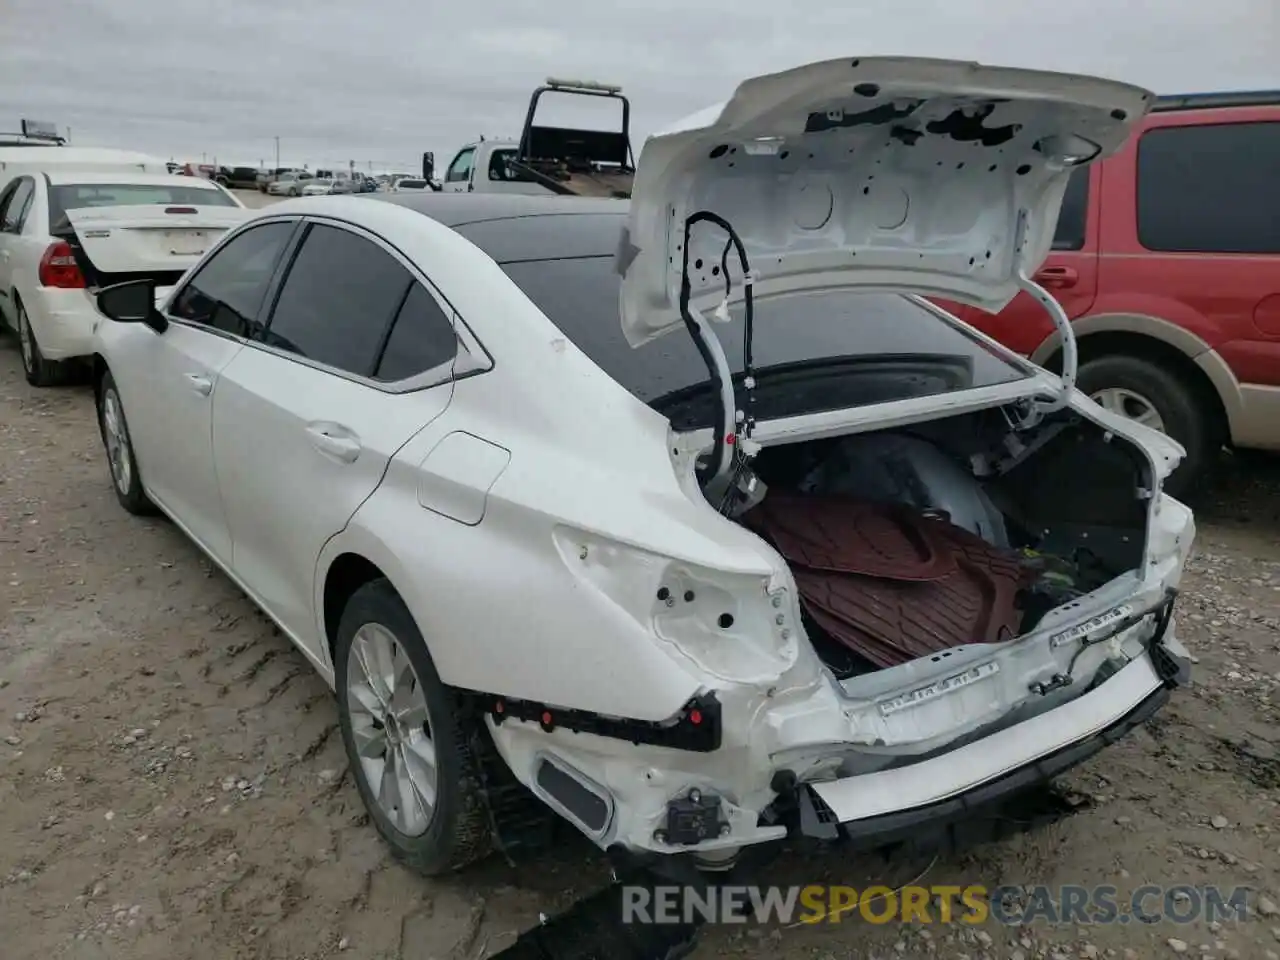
(742, 494), (1034, 669)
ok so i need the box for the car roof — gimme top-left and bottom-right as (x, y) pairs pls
(373, 192), (627, 228)
(0, 146), (167, 170)
(371, 194), (629, 263)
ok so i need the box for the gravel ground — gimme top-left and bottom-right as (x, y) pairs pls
(1, 313), (1278, 960)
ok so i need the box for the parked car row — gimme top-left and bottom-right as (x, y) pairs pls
(257, 168), (382, 196)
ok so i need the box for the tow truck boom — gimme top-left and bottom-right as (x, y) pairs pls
(506, 78), (635, 199)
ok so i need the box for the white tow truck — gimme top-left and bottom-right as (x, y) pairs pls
(434, 78), (635, 198)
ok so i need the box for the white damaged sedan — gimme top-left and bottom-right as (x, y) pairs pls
(82, 57), (1194, 880)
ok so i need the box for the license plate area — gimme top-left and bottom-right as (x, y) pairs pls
(164, 229), (210, 257)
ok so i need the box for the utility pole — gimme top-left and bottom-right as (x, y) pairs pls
(274, 136), (280, 171)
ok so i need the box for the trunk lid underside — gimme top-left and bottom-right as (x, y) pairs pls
(618, 56), (1153, 347)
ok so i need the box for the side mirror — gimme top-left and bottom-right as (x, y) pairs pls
(422, 151), (435, 182)
(96, 279), (168, 334)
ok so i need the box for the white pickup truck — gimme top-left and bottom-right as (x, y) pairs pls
(435, 79), (635, 199)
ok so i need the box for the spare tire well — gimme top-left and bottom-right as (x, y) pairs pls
(1040, 331), (1228, 442)
(322, 553), (387, 660)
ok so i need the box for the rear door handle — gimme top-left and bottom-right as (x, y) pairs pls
(185, 373), (213, 396)
(1033, 266), (1079, 289)
(305, 423), (362, 463)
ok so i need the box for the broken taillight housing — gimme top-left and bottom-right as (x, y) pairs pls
(38, 241), (85, 289)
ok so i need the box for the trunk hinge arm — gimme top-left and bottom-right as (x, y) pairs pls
(1013, 207), (1077, 416)
(685, 300), (737, 483)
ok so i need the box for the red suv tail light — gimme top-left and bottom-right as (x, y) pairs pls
(38, 241), (86, 289)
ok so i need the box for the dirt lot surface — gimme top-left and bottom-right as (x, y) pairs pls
(1, 327), (1279, 960)
(236, 189), (283, 209)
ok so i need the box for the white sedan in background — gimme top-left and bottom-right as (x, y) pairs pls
(0, 171), (245, 385)
(301, 179), (336, 196)
(80, 58), (1193, 899)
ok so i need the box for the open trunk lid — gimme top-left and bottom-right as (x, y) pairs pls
(57, 204), (250, 287)
(618, 56), (1152, 347)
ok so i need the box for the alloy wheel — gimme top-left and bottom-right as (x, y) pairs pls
(101, 387), (134, 494)
(345, 623), (438, 837)
(1090, 387), (1167, 433)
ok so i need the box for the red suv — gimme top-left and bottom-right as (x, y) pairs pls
(951, 90), (1280, 499)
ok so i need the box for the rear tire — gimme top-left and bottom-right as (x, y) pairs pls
(17, 301), (61, 387)
(1076, 354), (1218, 500)
(335, 579), (493, 876)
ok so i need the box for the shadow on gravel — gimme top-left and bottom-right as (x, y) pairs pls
(1198, 449), (1280, 536)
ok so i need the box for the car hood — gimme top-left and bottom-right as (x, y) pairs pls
(617, 57), (1152, 347)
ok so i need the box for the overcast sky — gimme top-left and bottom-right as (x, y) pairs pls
(2, 0), (1276, 173)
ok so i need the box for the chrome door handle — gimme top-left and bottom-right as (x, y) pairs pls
(1034, 266), (1079, 289)
(185, 373), (213, 396)
(305, 424), (361, 463)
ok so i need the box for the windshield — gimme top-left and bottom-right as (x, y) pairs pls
(50, 183), (238, 222)
(494, 254), (1030, 431)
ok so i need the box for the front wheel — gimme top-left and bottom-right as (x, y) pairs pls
(97, 371), (157, 515)
(335, 579), (492, 876)
(1077, 354), (1219, 500)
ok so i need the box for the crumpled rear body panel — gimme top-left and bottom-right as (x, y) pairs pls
(743, 494), (1034, 668)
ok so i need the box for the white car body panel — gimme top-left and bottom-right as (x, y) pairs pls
(88, 57), (1192, 865)
(107, 321), (246, 562)
(619, 56), (1152, 346)
(211, 346), (456, 664)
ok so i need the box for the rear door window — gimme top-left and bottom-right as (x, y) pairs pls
(261, 223), (411, 376)
(374, 282), (459, 382)
(1136, 121), (1280, 253)
(1, 178), (34, 234)
(1051, 167), (1089, 251)
(170, 221), (296, 336)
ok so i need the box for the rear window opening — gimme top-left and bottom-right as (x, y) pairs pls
(48, 182), (237, 224)
(494, 253), (1031, 427)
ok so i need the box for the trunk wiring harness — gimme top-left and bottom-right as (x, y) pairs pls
(677, 210), (762, 515)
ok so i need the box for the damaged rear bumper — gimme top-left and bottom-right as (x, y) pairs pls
(487, 598), (1188, 863)
(794, 616), (1190, 846)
